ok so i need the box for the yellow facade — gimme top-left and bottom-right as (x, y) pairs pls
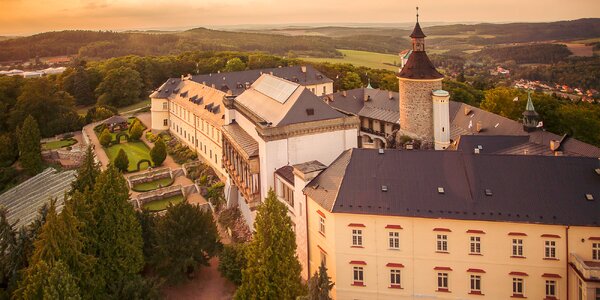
(307, 197), (600, 300)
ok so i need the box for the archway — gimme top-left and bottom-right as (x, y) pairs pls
(374, 138), (386, 149)
(115, 132), (130, 144)
(137, 159), (152, 172)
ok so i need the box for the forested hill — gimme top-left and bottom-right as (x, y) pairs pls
(1, 18), (599, 62)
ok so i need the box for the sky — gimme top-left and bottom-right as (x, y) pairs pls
(1, 0), (599, 36)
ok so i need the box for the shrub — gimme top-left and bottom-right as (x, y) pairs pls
(146, 132), (157, 142)
(218, 243), (247, 286)
(99, 128), (112, 147)
(150, 138), (167, 166)
(114, 149), (129, 172)
(206, 182), (225, 210)
(218, 206), (241, 229)
(129, 121), (144, 141)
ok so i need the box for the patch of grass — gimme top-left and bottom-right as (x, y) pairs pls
(41, 138), (77, 150)
(118, 99), (150, 114)
(303, 49), (400, 71)
(142, 194), (185, 211)
(132, 177), (174, 192)
(104, 141), (152, 172)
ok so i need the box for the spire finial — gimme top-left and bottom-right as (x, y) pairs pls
(416, 6), (419, 22)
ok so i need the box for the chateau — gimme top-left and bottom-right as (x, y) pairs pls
(150, 15), (600, 300)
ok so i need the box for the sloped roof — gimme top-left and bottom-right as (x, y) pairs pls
(236, 74), (345, 127)
(326, 88), (400, 124)
(190, 65), (332, 96)
(222, 123), (259, 158)
(398, 51), (443, 80)
(163, 79), (226, 127)
(150, 78), (182, 99)
(305, 149), (600, 227)
(410, 22), (427, 38)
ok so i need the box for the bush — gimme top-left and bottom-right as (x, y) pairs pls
(218, 206), (241, 229)
(146, 132), (157, 142)
(150, 138), (167, 166)
(99, 128), (112, 147)
(218, 243), (247, 286)
(129, 121), (144, 141)
(167, 140), (197, 164)
(114, 149), (129, 172)
(206, 182), (225, 210)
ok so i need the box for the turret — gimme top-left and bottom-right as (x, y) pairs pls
(522, 91), (540, 132)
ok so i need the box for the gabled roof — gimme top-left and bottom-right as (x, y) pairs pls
(325, 88), (400, 124)
(235, 74), (345, 127)
(150, 78), (182, 99)
(190, 65), (332, 96)
(305, 149), (600, 227)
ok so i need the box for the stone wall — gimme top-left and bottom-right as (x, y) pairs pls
(398, 78), (442, 143)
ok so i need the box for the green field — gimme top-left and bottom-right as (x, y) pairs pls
(105, 141), (152, 172)
(42, 138), (77, 150)
(143, 194), (185, 211)
(132, 177), (174, 192)
(118, 99), (151, 114)
(303, 49), (400, 71)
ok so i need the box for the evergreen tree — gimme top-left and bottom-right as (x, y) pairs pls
(99, 128), (112, 147)
(149, 138), (167, 166)
(0, 207), (16, 290)
(90, 166), (143, 291)
(114, 149), (129, 172)
(0, 134), (17, 167)
(14, 260), (81, 300)
(150, 201), (220, 283)
(70, 145), (100, 194)
(129, 121), (144, 141)
(61, 64), (95, 106)
(17, 115), (42, 175)
(235, 189), (303, 300)
(218, 243), (247, 286)
(306, 263), (334, 300)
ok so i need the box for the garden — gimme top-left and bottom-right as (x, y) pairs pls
(95, 116), (154, 172)
(142, 194), (185, 212)
(132, 177), (174, 192)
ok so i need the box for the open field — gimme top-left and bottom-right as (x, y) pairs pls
(104, 141), (152, 172)
(143, 194), (185, 211)
(303, 49), (400, 71)
(563, 43), (594, 57)
(118, 99), (151, 113)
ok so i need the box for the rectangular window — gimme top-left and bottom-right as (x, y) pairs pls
(470, 236), (481, 254)
(322, 86), (326, 95)
(276, 178), (294, 208)
(162, 102), (168, 110)
(352, 229), (363, 247)
(512, 239), (524, 256)
(353, 266), (364, 285)
(390, 269), (401, 286)
(512, 278), (524, 296)
(437, 273), (448, 289)
(437, 234), (448, 252)
(319, 217), (325, 236)
(545, 240), (556, 258)
(593, 243), (600, 260)
(163, 119), (168, 126)
(545, 280), (556, 297)
(389, 232), (400, 249)
(470, 275), (481, 292)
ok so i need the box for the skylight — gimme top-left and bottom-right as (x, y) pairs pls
(254, 75), (298, 104)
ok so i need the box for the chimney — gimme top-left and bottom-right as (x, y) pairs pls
(342, 90), (347, 97)
(269, 71), (273, 75)
(474, 148), (480, 154)
(363, 93), (370, 102)
(217, 70), (221, 73)
(211, 84), (216, 89)
(464, 107), (472, 115)
(389, 91), (394, 100)
(554, 151), (563, 156)
(226, 90), (233, 96)
(301, 66), (307, 73)
(202, 81), (206, 86)
(550, 140), (561, 151)
(476, 121), (482, 133)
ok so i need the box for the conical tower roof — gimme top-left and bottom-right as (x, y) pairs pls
(523, 91), (539, 117)
(410, 22), (426, 38)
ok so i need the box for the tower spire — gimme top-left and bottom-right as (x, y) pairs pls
(416, 6), (419, 23)
(522, 90), (540, 132)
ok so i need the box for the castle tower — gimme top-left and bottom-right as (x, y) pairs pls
(398, 8), (445, 147)
(522, 91), (540, 132)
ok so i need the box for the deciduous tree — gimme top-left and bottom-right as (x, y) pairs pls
(95, 67), (143, 108)
(99, 128), (112, 147)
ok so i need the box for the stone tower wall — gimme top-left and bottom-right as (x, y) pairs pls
(398, 78), (442, 143)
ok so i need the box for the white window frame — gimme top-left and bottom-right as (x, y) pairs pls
(512, 278), (524, 296)
(162, 101), (168, 110)
(319, 217), (325, 236)
(390, 269), (401, 286)
(545, 240), (556, 259)
(470, 236), (481, 254)
(353, 266), (364, 285)
(352, 229), (363, 247)
(512, 239), (524, 256)
(437, 273), (449, 290)
(593, 243), (600, 260)
(545, 280), (557, 297)
(389, 231), (400, 249)
(470, 275), (481, 292)
(437, 234), (448, 252)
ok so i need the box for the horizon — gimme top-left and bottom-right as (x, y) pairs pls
(1, 0), (599, 36)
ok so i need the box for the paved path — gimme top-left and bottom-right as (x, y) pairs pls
(161, 256), (236, 300)
(82, 122), (110, 170)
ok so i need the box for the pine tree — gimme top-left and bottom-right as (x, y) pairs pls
(14, 260), (81, 300)
(17, 115), (42, 175)
(114, 149), (129, 172)
(306, 263), (334, 300)
(129, 121), (144, 141)
(0, 207), (16, 289)
(70, 145), (100, 194)
(150, 201), (220, 283)
(149, 137), (167, 166)
(235, 189), (303, 300)
(90, 166), (143, 289)
(99, 128), (112, 147)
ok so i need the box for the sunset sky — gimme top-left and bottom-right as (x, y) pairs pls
(1, 0), (599, 36)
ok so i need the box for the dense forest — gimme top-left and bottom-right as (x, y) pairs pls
(472, 44), (573, 64)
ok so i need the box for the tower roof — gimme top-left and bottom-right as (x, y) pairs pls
(397, 51), (443, 79)
(410, 22), (426, 38)
(523, 91), (539, 117)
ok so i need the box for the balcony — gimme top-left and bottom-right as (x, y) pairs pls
(570, 253), (600, 280)
(360, 126), (386, 138)
(222, 124), (261, 209)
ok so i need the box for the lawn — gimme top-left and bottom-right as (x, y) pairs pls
(42, 138), (77, 150)
(118, 99), (151, 114)
(105, 141), (152, 172)
(303, 49), (400, 71)
(142, 194), (185, 211)
(132, 177), (174, 192)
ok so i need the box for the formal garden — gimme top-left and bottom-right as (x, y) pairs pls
(142, 194), (185, 211)
(41, 136), (78, 151)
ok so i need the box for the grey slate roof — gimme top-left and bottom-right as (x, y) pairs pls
(326, 88), (400, 124)
(275, 166), (294, 185)
(190, 65), (332, 96)
(222, 123), (259, 158)
(305, 148), (600, 227)
(277, 88), (346, 126)
(150, 78), (182, 99)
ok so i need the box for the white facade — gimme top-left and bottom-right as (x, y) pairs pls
(432, 90), (451, 150)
